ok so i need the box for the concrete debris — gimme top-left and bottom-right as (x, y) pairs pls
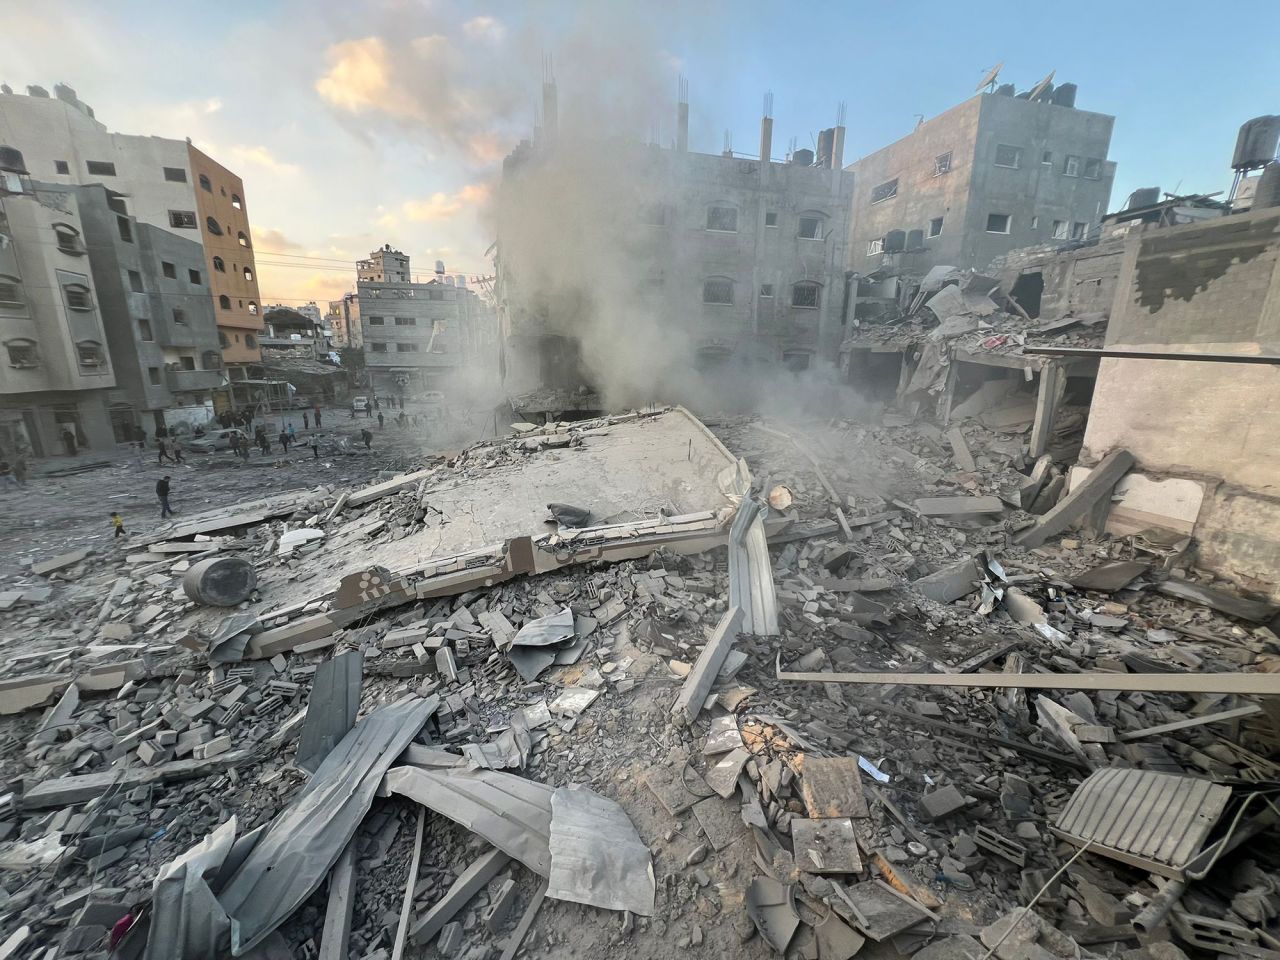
(1, 405), (1278, 959)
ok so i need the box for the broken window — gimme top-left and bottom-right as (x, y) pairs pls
(128, 270), (144, 293)
(54, 160), (69, 175)
(213, 256), (226, 273)
(369, 342), (387, 352)
(640, 203), (666, 225)
(63, 284), (92, 310)
(764, 211), (778, 227)
(163, 166), (187, 183)
(76, 340), (105, 366)
(368, 316), (385, 325)
(116, 216), (133, 243)
(206, 216), (223, 236)
(1052, 220), (1068, 239)
(797, 215), (824, 240)
(202, 350), (221, 369)
(188, 268), (201, 284)
(248, 301), (258, 315)
(928, 216), (944, 238)
(867, 237), (884, 256)
(1083, 158), (1102, 179)
(783, 350), (812, 371)
(86, 160), (116, 176)
(706, 206), (738, 232)
(161, 261), (177, 279)
(243, 266), (253, 281)
(237, 231), (250, 248)
(994, 144), (1022, 168)
(1042, 150), (1053, 165)
(231, 193), (243, 210)
(933, 152), (952, 176)
(702, 277), (734, 304)
(53, 224), (82, 254)
(173, 307), (188, 325)
(986, 213), (1011, 234)
(1064, 155), (1080, 177)
(759, 283), (774, 298)
(148, 366), (161, 385)
(870, 178), (898, 204)
(218, 331), (230, 349)
(219, 295), (231, 310)
(169, 210), (197, 229)
(107, 195), (128, 215)
(396, 342), (419, 352)
(6, 338), (38, 367)
(244, 333), (256, 348)
(1071, 221), (1087, 241)
(199, 174), (212, 192)
(0, 275), (23, 305)
(791, 281), (820, 309)
(138, 317), (153, 341)
(907, 228), (924, 249)
(394, 317), (416, 326)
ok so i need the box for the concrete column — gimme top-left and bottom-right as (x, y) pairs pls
(1029, 361), (1065, 459)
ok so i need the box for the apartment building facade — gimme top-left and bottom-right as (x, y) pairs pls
(0, 83), (263, 382)
(845, 83), (1115, 278)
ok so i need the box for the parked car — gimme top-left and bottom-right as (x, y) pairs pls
(187, 428), (249, 452)
(350, 395), (369, 412)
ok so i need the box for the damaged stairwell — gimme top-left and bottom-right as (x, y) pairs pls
(0, 404), (1279, 959)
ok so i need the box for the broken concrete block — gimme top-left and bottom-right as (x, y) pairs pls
(435, 648), (458, 683)
(914, 496), (1005, 517)
(437, 921), (464, 955)
(31, 548), (91, 577)
(917, 785), (970, 822)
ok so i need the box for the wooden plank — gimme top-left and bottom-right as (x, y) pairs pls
(1117, 704), (1262, 741)
(411, 846), (511, 944)
(776, 657), (1280, 696)
(1015, 449), (1135, 548)
(318, 839), (357, 960)
(391, 809), (426, 960)
(498, 879), (548, 960)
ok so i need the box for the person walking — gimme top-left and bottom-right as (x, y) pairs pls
(302, 411), (310, 430)
(229, 433), (241, 459)
(13, 454), (28, 486)
(314, 405), (322, 428)
(310, 436), (320, 459)
(157, 438), (174, 464)
(287, 422), (297, 442)
(110, 511), (126, 538)
(373, 396), (380, 412)
(156, 475), (174, 518)
(172, 439), (185, 463)
(364, 400), (372, 419)
(278, 429), (289, 453)
(360, 428), (373, 450)
(377, 411), (385, 430)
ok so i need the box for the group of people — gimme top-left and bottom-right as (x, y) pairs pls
(352, 394), (409, 419)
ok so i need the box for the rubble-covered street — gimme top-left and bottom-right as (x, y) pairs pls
(1, 402), (1277, 960)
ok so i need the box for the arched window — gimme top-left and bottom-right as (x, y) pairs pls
(63, 283), (93, 311)
(5, 338), (38, 368)
(248, 301), (258, 315)
(244, 333), (257, 349)
(702, 276), (734, 305)
(791, 281), (821, 309)
(797, 211), (827, 240)
(199, 173), (212, 192)
(218, 295), (231, 310)
(213, 256), (226, 273)
(76, 340), (106, 367)
(242, 266), (253, 281)
(237, 231), (250, 248)
(0, 275), (22, 306)
(205, 216), (223, 236)
(705, 204), (738, 232)
(53, 223), (83, 255)
(231, 193), (242, 210)
(218, 331), (230, 349)
(138, 317), (153, 341)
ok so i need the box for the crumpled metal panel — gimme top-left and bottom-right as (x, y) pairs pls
(145, 817), (239, 960)
(296, 650), (363, 774)
(383, 765), (553, 875)
(728, 498), (779, 637)
(547, 784), (655, 916)
(219, 696), (438, 955)
(1052, 768), (1231, 879)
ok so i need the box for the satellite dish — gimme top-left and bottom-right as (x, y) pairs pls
(1027, 71), (1056, 101)
(976, 62), (1003, 93)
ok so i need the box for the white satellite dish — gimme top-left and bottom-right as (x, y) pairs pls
(975, 62), (1003, 93)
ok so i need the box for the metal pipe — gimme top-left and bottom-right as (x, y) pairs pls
(1132, 879), (1186, 933)
(1021, 346), (1280, 365)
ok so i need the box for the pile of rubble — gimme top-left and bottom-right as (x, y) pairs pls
(0, 405), (1277, 959)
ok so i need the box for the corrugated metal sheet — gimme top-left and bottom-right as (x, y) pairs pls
(1052, 768), (1231, 878)
(219, 695), (438, 955)
(547, 784), (655, 916)
(296, 650), (363, 774)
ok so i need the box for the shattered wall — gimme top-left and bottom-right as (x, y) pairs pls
(989, 236), (1127, 321)
(1081, 208), (1280, 598)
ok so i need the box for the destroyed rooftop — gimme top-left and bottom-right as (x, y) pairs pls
(0, 400), (1277, 960)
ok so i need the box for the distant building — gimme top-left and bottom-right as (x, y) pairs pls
(844, 80), (1115, 281)
(327, 293), (361, 348)
(261, 306), (325, 359)
(495, 82), (853, 415)
(356, 249), (487, 396)
(0, 83), (265, 395)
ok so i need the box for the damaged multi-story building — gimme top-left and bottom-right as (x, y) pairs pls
(494, 81), (853, 416)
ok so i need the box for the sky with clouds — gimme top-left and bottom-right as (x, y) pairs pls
(2, 0), (1276, 308)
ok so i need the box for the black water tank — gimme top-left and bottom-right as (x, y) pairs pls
(792, 147), (814, 166)
(996, 83), (1015, 97)
(1233, 116), (1280, 170)
(1124, 187), (1161, 210)
(883, 230), (906, 254)
(0, 145), (27, 174)
(1052, 83), (1078, 108)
